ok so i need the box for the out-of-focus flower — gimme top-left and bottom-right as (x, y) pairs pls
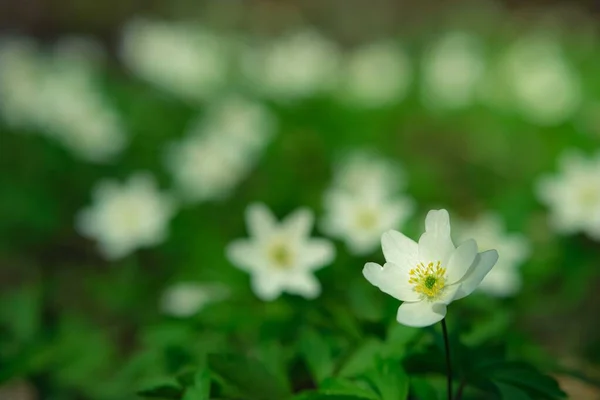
(0, 38), (46, 128)
(321, 189), (414, 255)
(241, 29), (340, 101)
(455, 213), (530, 297)
(363, 209), (498, 327)
(338, 41), (412, 107)
(227, 203), (335, 301)
(166, 95), (276, 203)
(537, 149), (600, 239)
(495, 35), (581, 126)
(76, 173), (175, 260)
(0, 37), (128, 162)
(120, 19), (229, 103)
(160, 282), (230, 317)
(332, 151), (404, 197)
(421, 31), (485, 110)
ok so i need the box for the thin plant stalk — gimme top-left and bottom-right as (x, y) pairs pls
(441, 318), (452, 400)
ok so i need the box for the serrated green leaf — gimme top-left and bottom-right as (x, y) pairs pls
(367, 358), (409, 400)
(486, 362), (566, 399)
(320, 377), (379, 399)
(337, 339), (383, 378)
(182, 369), (210, 400)
(494, 382), (532, 400)
(208, 353), (291, 400)
(293, 392), (375, 400)
(137, 382), (183, 399)
(299, 329), (335, 384)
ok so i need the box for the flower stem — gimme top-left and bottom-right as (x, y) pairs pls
(441, 318), (452, 400)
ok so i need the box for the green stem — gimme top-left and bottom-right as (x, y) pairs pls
(441, 318), (452, 400)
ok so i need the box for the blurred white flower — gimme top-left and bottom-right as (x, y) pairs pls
(227, 204), (335, 301)
(338, 41), (412, 107)
(537, 149), (600, 239)
(76, 173), (175, 260)
(321, 189), (414, 255)
(160, 282), (230, 317)
(332, 151), (404, 197)
(0, 37), (127, 162)
(455, 213), (530, 297)
(0, 38), (46, 128)
(421, 31), (485, 110)
(363, 209), (498, 327)
(121, 19), (229, 103)
(242, 29), (340, 101)
(499, 35), (581, 126)
(166, 95), (275, 202)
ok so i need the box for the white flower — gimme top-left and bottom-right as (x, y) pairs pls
(166, 95), (275, 202)
(498, 35), (581, 126)
(242, 30), (340, 101)
(0, 38), (46, 128)
(160, 282), (230, 317)
(321, 188), (414, 255)
(363, 209), (499, 327)
(455, 213), (530, 297)
(227, 204), (335, 301)
(120, 19), (229, 103)
(332, 151), (404, 197)
(536, 149), (600, 239)
(421, 31), (485, 110)
(76, 173), (175, 260)
(338, 41), (412, 107)
(201, 94), (277, 155)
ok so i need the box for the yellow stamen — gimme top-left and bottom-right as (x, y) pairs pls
(408, 261), (446, 299)
(269, 242), (293, 269)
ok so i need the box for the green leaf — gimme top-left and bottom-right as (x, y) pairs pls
(182, 369), (210, 400)
(293, 392), (375, 400)
(319, 377), (379, 399)
(299, 329), (335, 384)
(482, 362), (566, 400)
(208, 353), (291, 400)
(410, 377), (438, 400)
(367, 358), (409, 400)
(494, 382), (532, 400)
(337, 339), (383, 378)
(137, 382), (183, 399)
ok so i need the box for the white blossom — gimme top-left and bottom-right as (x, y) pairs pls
(165, 95), (275, 202)
(455, 213), (530, 297)
(498, 35), (581, 125)
(321, 188), (414, 255)
(537, 149), (600, 239)
(338, 41), (412, 107)
(332, 151), (404, 198)
(120, 19), (229, 103)
(241, 30), (340, 101)
(421, 31), (485, 110)
(160, 282), (230, 317)
(227, 204), (335, 301)
(364, 209), (498, 327)
(76, 173), (175, 260)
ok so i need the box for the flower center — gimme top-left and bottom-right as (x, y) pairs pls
(578, 186), (600, 208)
(408, 261), (447, 299)
(355, 208), (378, 231)
(268, 242), (293, 269)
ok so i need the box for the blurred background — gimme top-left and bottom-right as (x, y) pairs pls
(1, 0), (600, 399)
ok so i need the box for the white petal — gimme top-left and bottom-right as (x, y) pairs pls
(425, 209), (451, 236)
(282, 207), (314, 239)
(363, 262), (421, 302)
(381, 230), (418, 267)
(285, 273), (321, 299)
(246, 203), (277, 239)
(396, 301), (447, 327)
(418, 210), (455, 263)
(226, 239), (261, 271)
(446, 239), (478, 284)
(301, 239), (335, 270)
(453, 250), (499, 300)
(251, 274), (283, 301)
